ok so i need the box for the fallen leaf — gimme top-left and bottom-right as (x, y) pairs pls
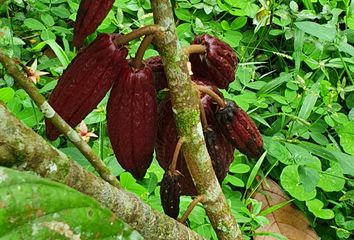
(253, 178), (319, 240)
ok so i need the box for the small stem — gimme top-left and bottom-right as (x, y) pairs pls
(197, 85), (226, 108)
(0, 51), (121, 189)
(169, 137), (185, 172)
(183, 44), (207, 56)
(179, 195), (205, 223)
(133, 34), (155, 69)
(114, 25), (160, 46)
(199, 99), (209, 129)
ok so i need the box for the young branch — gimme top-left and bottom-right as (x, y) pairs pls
(150, 1), (243, 239)
(197, 85), (226, 108)
(184, 44), (207, 56)
(179, 195), (205, 223)
(0, 51), (120, 189)
(132, 34), (155, 69)
(0, 104), (205, 240)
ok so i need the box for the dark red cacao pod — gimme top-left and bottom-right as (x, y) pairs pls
(107, 65), (157, 180)
(160, 170), (182, 219)
(156, 99), (197, 196)
(190, 34), (238, 89)
(216, 100), (264, 158)
(46, 34), (128, 141)
(73, 0), (114, 47)
(145, 56), (168, 91)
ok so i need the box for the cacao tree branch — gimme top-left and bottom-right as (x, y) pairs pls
(0, 103), (205, 240)
(150, 1), (243, 239)
(114, 24), (160, 45)
(179, 195), (205, 223)
(197, 85), (226, 108)
(0, 51), (120, 189)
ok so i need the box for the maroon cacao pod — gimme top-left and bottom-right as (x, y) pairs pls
(216, 100), (264, 158)
(73, 0), (114, 47)
(160, 170), (182, 219)
(145, 56), (168, 91)
(190, 34), (238, 89)
(156, 99), (197, 196)
(107, 64), (157, 180)
(46, 34), (128, 141)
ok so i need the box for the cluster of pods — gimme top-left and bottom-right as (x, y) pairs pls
(45, 0), (264, 219)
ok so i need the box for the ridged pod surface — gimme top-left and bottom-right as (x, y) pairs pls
(145, 56), (168, 91)
(216, 100), (264, 158)
(107, 65), (157, 180)
(46, 34), (128, 141)
(73, 0), (115, 47)
(190, 34), (238, 89)
(160, 170), (182, 219)
(156, 99), (197, 196)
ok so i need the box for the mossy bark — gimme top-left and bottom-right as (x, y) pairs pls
(0, 104), (205, 240)
(150, 1), (243, 239)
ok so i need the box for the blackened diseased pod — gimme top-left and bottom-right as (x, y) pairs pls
(107, 65), (157, 180)
(144, 56), (168, 91)
(190, 34), (238, 89)
(73, 0), (115, 47)
(160, 170), (182, 219)
(216, 100), (264, 158)
(46, 34), (128, 141)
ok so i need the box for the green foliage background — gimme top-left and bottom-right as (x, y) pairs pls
(1, 0), (354, 239)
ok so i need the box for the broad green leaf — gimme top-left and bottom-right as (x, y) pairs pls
(263, 137), (291, 165)
(317, 163), (345, 192)
(337, 121), (354, 155)
(0, 87), (15, 103)
(285, 143), (316, 165)
(15, 107), (43, 128)
(258, 73), (292, 95)
(295, 22), (336, 42)
(298, 166), (320, 192)
(297, 82), (319, 120)
(24, 18), (46, 30)
(40, 14), (55, 27)
(0, 167), (141, 239)
(229, 163), (250, 174)
(306, 199), (334, 219)
(339, 190), (354, 201)
(280, 165), (316, 201)
(224, 175), (245, 187)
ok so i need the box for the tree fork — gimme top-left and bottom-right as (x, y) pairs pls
(150, 1), (243, 239)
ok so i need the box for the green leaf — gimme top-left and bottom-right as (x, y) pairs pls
(175, 8), (192, 22)
(306, 199), (334, 219)
(24, 18), (46, 30)
(41, 14), (55, 27)
(280, 165), (316, 201)
(0, 87), (15, 103)
(317, 163), (345, 192)
(45, 39), (70, 68)
(0, 167), (141, 239)
(246, 151), (267, 189)
(294, 21), (336, 42)
(298, 166), (320, 192)
(224, 175), (245, 187)
(285, 143), (316, 165)
(258, 73), (292, 95)
(229, 163), (250, 174)
(337, 121), (354, 155)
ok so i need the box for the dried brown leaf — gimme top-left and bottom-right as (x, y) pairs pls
(253, 178), (319, 240)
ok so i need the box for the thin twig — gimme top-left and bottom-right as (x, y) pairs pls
(179, 195), (205, 223)
(0, 51), (121, 189)
(184, 44), (207, 56)
(199, 99), (209, 129)
(197, 85), (226, 108)
(114, 25), (160, 46)
(169, 137), (185, 172)
(132, 34), (155, 69)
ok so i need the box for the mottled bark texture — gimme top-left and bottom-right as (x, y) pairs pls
(150, 1), (243, 239)
(0, 104), (205, 240)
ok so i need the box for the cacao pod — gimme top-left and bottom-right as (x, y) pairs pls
(107, 64), (157, 180)
(216, 100), (264, 158)
(190, 34), (238, 89)
(156, 99), (197, 196)
(160, 170), (182, 219)
(197, 78), (235, 182)
(73, 0), (114, 47)
(46, 34), (128, 141)
(145, 56), (168, 91)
